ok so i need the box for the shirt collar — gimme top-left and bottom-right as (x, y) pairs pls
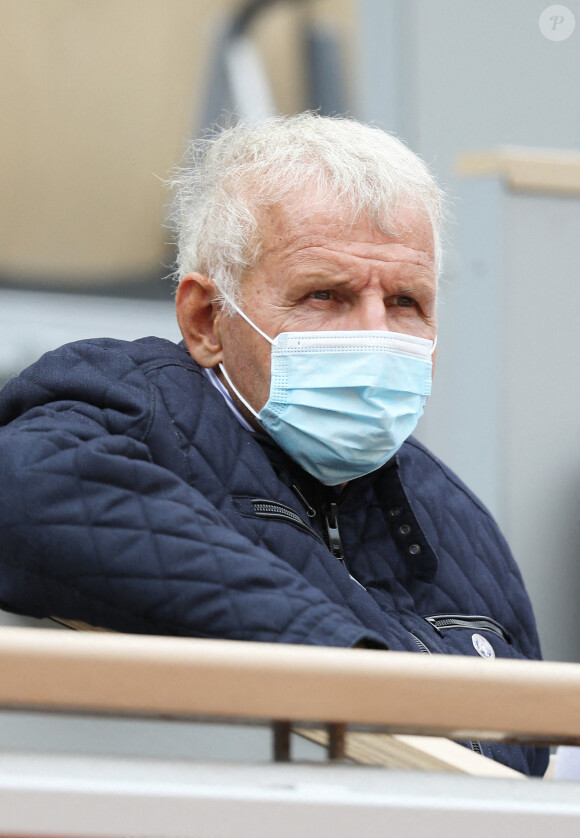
(203, 367), (255, 433)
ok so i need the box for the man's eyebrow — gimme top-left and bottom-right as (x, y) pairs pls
(392, 275), (438, 294)
(291, 268), (436, 292)
(288, 272), (357, 292)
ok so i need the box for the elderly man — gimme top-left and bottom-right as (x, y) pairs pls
(0, 114), (546, 775)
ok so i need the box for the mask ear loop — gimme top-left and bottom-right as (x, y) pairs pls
(228, 300), (274, 345)
(431, 334), (438, 355)
(217, 296), (274, 420)
(219, 362), (260, 420)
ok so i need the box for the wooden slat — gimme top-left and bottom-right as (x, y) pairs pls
(294, 728), (524, 778)
(1, 628), (580, 744)
(456, 148), (580, 195)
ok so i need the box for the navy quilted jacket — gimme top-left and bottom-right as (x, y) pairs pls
(0, 337), (548, 775)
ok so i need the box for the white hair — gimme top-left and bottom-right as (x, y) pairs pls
(170, 113), (444, 309)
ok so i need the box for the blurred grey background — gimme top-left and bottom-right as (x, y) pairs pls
(1, 0), (579, 664)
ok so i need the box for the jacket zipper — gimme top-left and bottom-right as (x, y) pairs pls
(250, 499), (325, 543)
(424, 614), (512, 644)
(409, 630), (483, 755)
(252, 493), (354, 579)
(291, 484), (348, 570)
(409, 632), (431, 654)
(322, 502), (346, 568)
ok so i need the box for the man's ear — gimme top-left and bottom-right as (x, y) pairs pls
(175, 273), (224, 367)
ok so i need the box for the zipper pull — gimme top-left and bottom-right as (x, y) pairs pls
(324, 502), (346, 566)
(290, 483), (317, 518)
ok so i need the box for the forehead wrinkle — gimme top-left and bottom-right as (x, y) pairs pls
(284, 244), (435, 279)
(254, 202), (435, 280)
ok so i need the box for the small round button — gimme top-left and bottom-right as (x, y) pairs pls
(409, 544), (421, 556)
(389, 507), (402, 517)
(399, 524), (411, 536)
(472, 634), (495, 659)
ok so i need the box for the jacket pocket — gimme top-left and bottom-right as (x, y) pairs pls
(423, 614), (512, 644)
(232, 495), (324, 543)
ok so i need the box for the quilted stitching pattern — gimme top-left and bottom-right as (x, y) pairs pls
(0, 337), (547, 775)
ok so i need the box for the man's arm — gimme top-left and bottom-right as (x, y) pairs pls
(0, 342), (385, 648)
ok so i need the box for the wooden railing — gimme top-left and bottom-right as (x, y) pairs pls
(456, 147), (580, 195)
(2, 627), (580, 778)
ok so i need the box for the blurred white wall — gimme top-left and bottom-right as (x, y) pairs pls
(0, 289), (179, 388)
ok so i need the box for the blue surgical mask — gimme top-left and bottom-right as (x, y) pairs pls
(220, 304), (435, 485)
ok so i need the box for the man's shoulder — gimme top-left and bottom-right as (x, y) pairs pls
(7, 336), (198, 392)
(39, 335), (193, 372)
(0, 336), (202, 427)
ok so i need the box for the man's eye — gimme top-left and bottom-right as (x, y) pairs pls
(395, 295), (416, 308)
(310, 290), (333, 300)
